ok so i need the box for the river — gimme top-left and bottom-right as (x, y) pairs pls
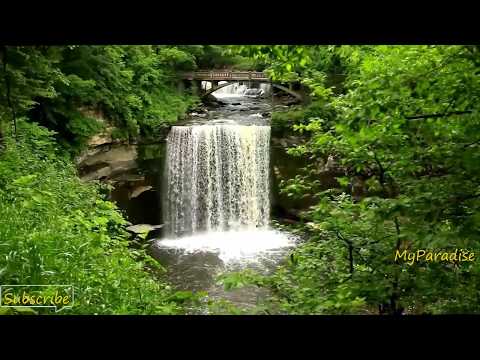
(115, 83), (299, 314)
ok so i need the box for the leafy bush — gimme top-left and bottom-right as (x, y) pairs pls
(233, 45), (480, 315)
(0, 121), (191, 314)
(0, 46), (210, 149)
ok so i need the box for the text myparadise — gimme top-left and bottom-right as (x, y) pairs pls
(395, 249), (475, 266)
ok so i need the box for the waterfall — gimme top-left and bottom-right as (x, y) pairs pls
(213, 81), (248, 96)
(163, 125), (271, 238)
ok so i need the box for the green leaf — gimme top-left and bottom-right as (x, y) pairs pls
(13, 174), (37, 186)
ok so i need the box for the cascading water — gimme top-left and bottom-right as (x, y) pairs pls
(163, 124), (271, 238)
(205, 81), (271, 97)
(213, 82), (248, 96)
(155, 87), (296, 276)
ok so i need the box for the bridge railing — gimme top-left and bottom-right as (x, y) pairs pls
(181, 71), (269, 81)
(250, 72), (268, 79)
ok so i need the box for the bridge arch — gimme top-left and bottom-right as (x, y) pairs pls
(203, 81), (237, 97)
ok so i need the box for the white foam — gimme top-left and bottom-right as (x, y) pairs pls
(154, 229), (296, 264)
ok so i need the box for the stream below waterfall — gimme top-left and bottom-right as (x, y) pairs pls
(113, 84), (299, 313)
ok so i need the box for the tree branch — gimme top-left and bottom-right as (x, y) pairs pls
(406, 110), (472, 120)
(372, 151), (393, 199)
(335, 230), (354, 275)
(463, 139), (480, 148)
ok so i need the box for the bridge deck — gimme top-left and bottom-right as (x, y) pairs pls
(182, 70), (269, 81)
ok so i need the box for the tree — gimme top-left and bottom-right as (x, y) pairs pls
(1, 45), (208, 151)
(239, 45), (480, 314)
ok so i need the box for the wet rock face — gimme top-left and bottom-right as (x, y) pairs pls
(271, 135), (303, 149)
(270, 136), (343, 221)
(80, 145), (137, 168)
(77, 129), (167, 225)
(75, 107), (167, 226)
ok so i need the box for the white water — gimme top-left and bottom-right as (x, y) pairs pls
(163, 124), (271, 237)
(156, 229), (295, 264)
(259, 83), (271, 95)
(214, 81), (248, 97)
(201, 81), (271, 98)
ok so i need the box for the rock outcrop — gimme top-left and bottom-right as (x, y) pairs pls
(126, 224), (164, 239)
(74, 108), (140, 182)
(78, 144), (138, 181)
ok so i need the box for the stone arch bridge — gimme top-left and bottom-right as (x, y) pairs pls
(180, 70), (304, 101)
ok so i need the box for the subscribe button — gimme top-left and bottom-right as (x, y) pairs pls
(0, 285), (74, 313)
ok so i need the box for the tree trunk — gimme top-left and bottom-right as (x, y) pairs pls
(382, 217), (404, 315)
(1, 45), (17, 140)
(0, 125), (3, 152)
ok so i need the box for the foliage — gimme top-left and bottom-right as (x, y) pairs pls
(0, 46), (265, 315)
(196, 46), (261, 70)
(239, 45), (480, 314)
(0, 120), (199, 314)
(0, 46), (227, 151)
(271, 107), (306, 136)
(2, 44), (480, 315)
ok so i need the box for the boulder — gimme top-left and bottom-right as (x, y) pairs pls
(244, 88), (263, 97)
(80, 166), (112, 181)
(81, 145), (137, 167)
(78, 144), (138, 181)
(129, 185), (153, 199)
(126, 224), (164, 239)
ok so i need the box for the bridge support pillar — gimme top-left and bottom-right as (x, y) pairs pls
(177, 80), (185, 93)
(192, 80), (202, 96)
